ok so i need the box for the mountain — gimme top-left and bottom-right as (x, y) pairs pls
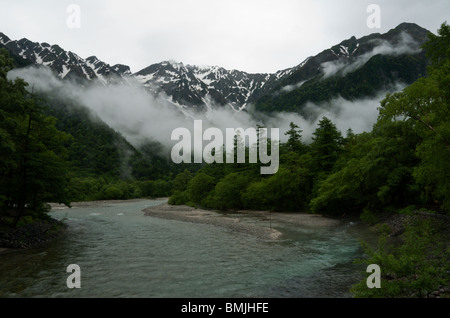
(133, 61), (294, 111)
(0, 32), (131, 84)
(0, 22), (432, 115)
(254, 23), (431, 115)
(0, 31), (293, 111)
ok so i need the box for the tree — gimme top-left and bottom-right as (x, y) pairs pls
(186, 173), (216, 205)
(0, 48), (71, 226)
(284, 122), (304, 153)
(172, 169), (192, 193)
(310, 116), (344, 173)
(242, 152), (313, 211)
(204, 172), (251, 210)
(310, 119), (422, 215)
(378, 22), (450, 212)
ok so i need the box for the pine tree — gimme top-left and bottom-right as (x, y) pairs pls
(284, 122), (304, 153)
(310, 117), (344, 173)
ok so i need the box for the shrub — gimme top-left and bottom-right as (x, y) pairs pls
(351, 218), (450, 298)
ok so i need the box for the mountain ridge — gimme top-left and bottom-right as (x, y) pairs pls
(0, 22), (432, 114)
(254, 22), (431, 114)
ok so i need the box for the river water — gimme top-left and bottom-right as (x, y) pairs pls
(0, 199), (375, 298)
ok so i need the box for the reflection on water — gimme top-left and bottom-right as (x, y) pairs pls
(0, 199), (373, 298)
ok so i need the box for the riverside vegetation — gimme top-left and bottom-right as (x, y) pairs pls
(1, 23), (449, 298)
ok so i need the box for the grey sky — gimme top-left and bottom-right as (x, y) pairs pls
(0, 0), (449, 73)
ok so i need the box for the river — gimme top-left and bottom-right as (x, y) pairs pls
(0, 199), (375, 298)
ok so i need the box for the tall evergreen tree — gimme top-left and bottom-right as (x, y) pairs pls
(284, 122), (304, 153)
(310, 116), (344, 173)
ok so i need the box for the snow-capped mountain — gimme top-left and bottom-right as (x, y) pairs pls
(0, 32), (131, 85)
(133, 61), (295, 111)
(0, 22), (431, 114)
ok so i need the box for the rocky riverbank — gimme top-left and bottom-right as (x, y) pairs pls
(144, 203), (282, 240)
(0, 218), (67, 251)
(143, 203), (344, 241)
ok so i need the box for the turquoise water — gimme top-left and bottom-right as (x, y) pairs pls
(0, 199), (371, 298)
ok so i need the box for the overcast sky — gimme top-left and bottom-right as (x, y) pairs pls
(1, 0), (449, 74)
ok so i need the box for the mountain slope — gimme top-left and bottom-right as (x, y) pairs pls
(254, 23), (431, 115)
(133, 61), (294, 111)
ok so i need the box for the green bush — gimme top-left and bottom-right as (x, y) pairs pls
(152, 179), (172, 197)
(102, 186), (124, 200)
(360, 206), (379, 225)
(186, 173), (216, 204)
(351, 218), (450, 298)
(204, 172), (251, 210)
(168, 191), (189, 205)
(16, 215), (36, 228)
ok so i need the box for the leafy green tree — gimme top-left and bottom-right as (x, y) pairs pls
(186, 173), (216, 205)
(152, 179), (172, 197)
(103, 185), (124, 200)
(310, 121), (421, 215)
(172, 169), (192, 192)
(241, 178), (271, 210)
(0, 49), (71, 226)
(204, 172), (251, 210)
(378, 22), (450, 212)
(242, 152), (313, 211)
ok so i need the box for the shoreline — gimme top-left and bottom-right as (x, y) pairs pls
(49, 198), (166, 210)
(143, 203), (343, 240)
(0, 218), (67, 252)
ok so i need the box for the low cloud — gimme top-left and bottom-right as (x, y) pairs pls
(249, 86), (404, 144)
(280, 81), (306, 93)
(8, 65), (403, 153)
